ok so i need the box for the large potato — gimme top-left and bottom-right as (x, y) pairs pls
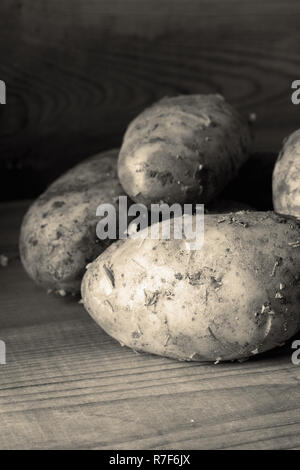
(273, 129), (300, 219)
(82, 211), (300, 362)
(118, 94), (252, 207)
(20, 149), (127, 294)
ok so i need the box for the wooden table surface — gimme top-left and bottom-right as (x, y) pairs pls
(1, 200), (300, 450)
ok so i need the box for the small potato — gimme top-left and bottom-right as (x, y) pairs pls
(20, 149), (127, 294)
(82, 211), (300, 362)
(273, 130), (300, 219)
(118, 94), (252, 207)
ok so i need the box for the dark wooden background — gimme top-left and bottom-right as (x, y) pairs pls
(0, 0), (300, 201)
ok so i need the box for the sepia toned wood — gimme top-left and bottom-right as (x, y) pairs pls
(0, 0), (300, 200)
(1, 200), (300, 449)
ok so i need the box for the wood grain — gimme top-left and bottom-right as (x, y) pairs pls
(0, 0), (300, 200)
(1, 200), (300, 449)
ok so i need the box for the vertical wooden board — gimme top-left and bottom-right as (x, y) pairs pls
(0, 1), (300, 199)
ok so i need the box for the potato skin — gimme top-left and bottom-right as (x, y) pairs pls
(81, 211), (300, 362)
(273, 130), (300, 219)
(20, 149), (126, 294)
(118, 94), (252, 207)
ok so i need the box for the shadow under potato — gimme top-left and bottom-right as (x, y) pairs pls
(220, 152), (276, 211)
(248, 334), (299, 363)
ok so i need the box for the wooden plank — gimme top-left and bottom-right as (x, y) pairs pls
(0, 0), (300, 200)
(0, 200), (300, 449)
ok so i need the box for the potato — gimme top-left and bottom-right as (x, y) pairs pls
(118, 94), (252, 207)
(20, 149), (127, 294)
(273, 130), (300, 219)
(81, 211), (300, 362)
